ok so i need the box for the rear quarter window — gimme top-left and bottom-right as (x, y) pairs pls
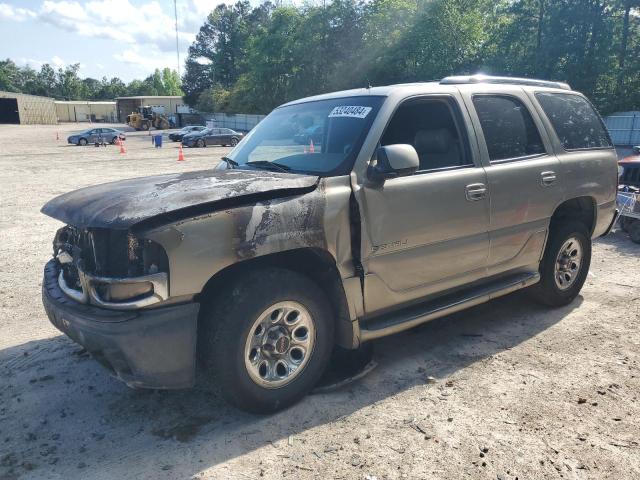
(535, 92), (612, 150)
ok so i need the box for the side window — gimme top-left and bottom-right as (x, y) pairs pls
(381, 98), (472, 171)
(535, 92), (612, 150)
(473, 95), (545, 161)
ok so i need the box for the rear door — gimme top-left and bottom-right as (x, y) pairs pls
(459, 85), (563, 277)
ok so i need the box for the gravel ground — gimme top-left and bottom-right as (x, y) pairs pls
(0, 123), (639, 480)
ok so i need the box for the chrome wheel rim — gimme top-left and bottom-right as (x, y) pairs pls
(244, 301), (315, 389)
(554, 236), (583, 290)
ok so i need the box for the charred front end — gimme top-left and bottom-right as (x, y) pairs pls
(42, 224), (198, 389)
(52, 225), (170, 309)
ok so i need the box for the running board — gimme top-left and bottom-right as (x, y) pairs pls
(359, 271), (540, 342)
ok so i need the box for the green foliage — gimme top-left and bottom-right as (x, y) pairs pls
(0, 61), (182, 100)
(3, 0), (639, 115)
(181, 0), (640, 115)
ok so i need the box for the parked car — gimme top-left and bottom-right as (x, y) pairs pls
(182, 127), (243, 147)
(67, 128), (125, 146)
(41, 75), (617, 413)
(168, 125), (206, 142)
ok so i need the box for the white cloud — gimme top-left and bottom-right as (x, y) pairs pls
(0, 3), (37, 21)
(51, 55), (66, 68)
(35, 0), (201, 54)
(4, 0), (225, 77)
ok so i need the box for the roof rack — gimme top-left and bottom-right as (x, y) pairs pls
(440, 74), (571, 91)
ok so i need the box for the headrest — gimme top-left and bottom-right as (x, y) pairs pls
(414, 129), (454, 154)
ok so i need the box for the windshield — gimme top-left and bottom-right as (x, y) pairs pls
(227, 96), (384, 175)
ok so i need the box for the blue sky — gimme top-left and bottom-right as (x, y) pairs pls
(0, 0), (236, 81)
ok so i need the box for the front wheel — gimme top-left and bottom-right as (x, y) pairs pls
(78, 138), (88, 146)
(196, 139), (205, 148)
(199, 268), (334, 413)
(230, 137), (238, 146)
(529, 221), (591, 307)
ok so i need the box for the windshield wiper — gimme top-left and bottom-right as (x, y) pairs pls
(246, 160), (291, 173)
(220, 156), (238, 169)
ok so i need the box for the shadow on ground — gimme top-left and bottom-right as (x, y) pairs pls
(0, 292), (580, 479)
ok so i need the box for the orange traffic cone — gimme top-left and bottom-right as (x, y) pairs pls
(178, 143), (185, 162)
(309, 139), (315, 153)
(119, 139), (126, 154)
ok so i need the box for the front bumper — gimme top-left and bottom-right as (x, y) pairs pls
(42, 260), (199, 389)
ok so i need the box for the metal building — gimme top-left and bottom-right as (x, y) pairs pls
(115, 96), (186, 123)
(55, 101), (117, 123)
(0, 91), (57, 125)
(603, 111), (640, 158)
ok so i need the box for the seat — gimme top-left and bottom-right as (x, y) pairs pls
(414, 129), (461, 170)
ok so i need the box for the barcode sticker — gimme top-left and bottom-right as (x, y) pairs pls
(328, 106), (372, 119)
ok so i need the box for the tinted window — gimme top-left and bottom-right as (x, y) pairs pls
(381, 98), (471, 171)
(535, 92), (612, 150)
(473, 95), (545, 161)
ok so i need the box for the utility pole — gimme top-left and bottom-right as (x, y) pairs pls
(174, 0), (180, 76)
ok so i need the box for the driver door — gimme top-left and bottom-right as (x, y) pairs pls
(358, 95), (490, 314)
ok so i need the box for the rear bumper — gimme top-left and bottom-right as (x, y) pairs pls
(42, 260), (199, 389)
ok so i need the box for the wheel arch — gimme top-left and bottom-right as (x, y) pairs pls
(551, 196), (597, 235)
(195, 247), (355, 349)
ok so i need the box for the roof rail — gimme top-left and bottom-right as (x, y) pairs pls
(440, 74), (571, 91)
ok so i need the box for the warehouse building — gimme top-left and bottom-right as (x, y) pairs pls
(115, 95), (187, 123)
(0, 91), (57, 125)
(55, 101), (117, 123)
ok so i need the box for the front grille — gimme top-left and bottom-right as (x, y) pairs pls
(53, 226), (135, 277)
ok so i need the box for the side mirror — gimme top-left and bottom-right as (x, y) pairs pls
(633, 145), (640, 155)
(368, 144), (419, 182)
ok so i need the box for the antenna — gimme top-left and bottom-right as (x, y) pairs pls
(174, 0), (180, 76)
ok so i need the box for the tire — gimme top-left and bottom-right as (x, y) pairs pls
(199, 268), (334, 413)
(231, 137), (239, 146)
(196, 139), (205, 148)
(141, 122), (150, 131)
(529, 220), (591, 307)
(628, 219), (640, 244)
(111, 136), (118, 145)
(78, 138), (88, 146)
(620, 216), (631, 233)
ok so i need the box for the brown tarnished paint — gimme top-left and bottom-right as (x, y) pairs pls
(232, 182), (327, 260)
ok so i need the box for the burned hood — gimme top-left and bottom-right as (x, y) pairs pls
(41, 169), (319, 230)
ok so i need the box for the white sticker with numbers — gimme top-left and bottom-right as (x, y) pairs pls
(328, 106), (372, 119)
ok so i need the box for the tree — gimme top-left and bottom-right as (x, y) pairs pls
(0, 59), (21, 92)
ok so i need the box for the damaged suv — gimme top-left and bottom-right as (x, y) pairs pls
(42, 76), (617, 413)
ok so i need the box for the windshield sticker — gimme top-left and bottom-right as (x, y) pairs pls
(328, 106), (372, 119)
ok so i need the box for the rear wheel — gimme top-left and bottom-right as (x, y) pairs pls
(529, 221), (591, 307)
(628, 219), (640, 244)
(199, 268), (334, 413)
(78, 138), (88, 146)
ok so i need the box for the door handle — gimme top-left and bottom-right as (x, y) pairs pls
(465, 183), (487, 201)
(541, 171), (557, 186)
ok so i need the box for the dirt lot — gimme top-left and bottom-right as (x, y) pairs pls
(0, 123), (639, 480)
